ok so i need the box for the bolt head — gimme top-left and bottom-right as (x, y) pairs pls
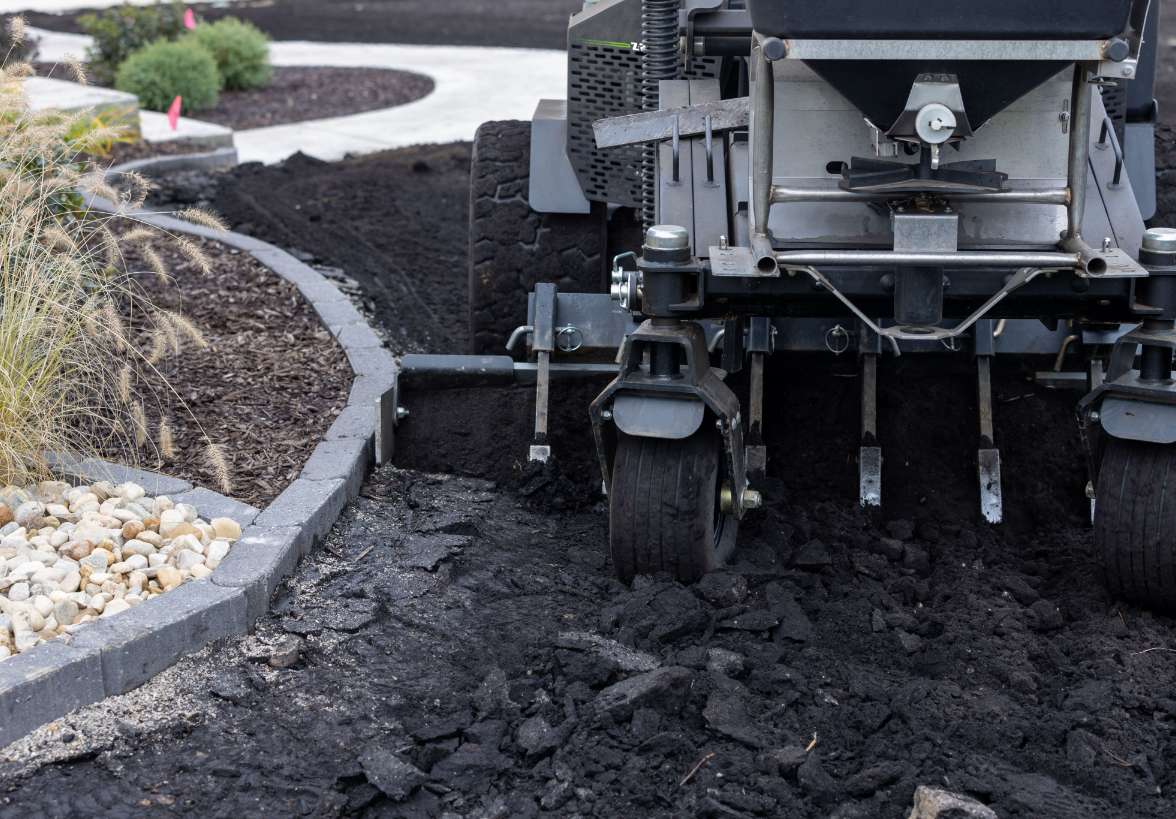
(761, 37), (787, 61)
(742, 488), (763, 510)
(644, 224), (690, 251)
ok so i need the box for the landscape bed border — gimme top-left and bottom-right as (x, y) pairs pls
(0, 170), (397, 748)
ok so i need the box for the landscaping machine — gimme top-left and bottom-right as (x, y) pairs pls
(390, 0), (1176, 609)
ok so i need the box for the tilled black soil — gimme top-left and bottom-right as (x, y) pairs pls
(146, 146), (474, 355)
(7, 7), (1176, 816)
(4, 139), (1173, 817)
(4, 442), (1176, 818)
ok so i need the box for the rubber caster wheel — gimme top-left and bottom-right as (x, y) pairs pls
(609, 427), (737, 584)
(1095, 437), (1176, 611)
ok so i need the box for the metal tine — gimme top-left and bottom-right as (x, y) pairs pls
(859, 352), (881, 508)
(977, 355), (1004, 524)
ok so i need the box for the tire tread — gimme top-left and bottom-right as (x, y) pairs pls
(467, 120), (605, 354)
(1096, 438), (1176, 610)
(610, 430), (719, 584)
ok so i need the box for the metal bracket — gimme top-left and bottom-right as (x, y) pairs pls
(788, 265), (1052, 353)
(589, 320), (750, 517)
(593, 97), (749, 149)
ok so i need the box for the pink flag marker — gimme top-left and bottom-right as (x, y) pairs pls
(167, 96), (182, 130)
(183, 8), (196, 29)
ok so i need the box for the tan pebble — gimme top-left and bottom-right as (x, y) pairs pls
(210, 518), (242, 542)
(156, 566), (182, 590)
(189, 564), (212, 579)
(0, 503), (13, 527)
(121, 520), (145, 540)
(142, 516), (160, 531)
(64, 540), (94, 561)
(165, 522), (198, 539)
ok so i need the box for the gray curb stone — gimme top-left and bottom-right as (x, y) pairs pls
(106, 146), (239, 178)
(301, 436), (372, 498)
(69, 580), (249, 695)
(211, 526), (302, 624)
(45, 452), (193, 497)
(326, 404), (379, 442)
(0, 642), (105, 748)
(2, 190), (398, 748)
(255, 478), (349, 557)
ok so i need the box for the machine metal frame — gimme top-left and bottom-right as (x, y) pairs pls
(390, 0), (1176, 599)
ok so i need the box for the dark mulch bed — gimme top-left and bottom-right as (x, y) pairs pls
(36, 63), (433, 132)
(22, 0), (580, 49)
(199, 66), (433, 130)
(112, 219), (353, 508)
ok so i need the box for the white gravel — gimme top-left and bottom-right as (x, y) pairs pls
(0, 480), (241, 660)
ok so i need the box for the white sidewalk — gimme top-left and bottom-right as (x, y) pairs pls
(30, 26), (566, 164)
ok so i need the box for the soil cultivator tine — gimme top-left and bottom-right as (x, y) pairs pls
(528, 284), (556, 464)
(859, 352), (882, 507)
(977, 355), (1004, 524)
(860, 446), (883, 508)
(978, 448), (1004, 524)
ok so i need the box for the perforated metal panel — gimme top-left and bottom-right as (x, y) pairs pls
(568, 42), (645, 208)
(567, 43), (719, 208)
(1101, 81), (1126, 143)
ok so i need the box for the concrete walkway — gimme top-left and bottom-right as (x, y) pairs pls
(30, 26), (565, 164)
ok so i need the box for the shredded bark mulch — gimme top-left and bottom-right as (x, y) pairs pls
(113, 219), (353, 508)
(197, 66), (433, 131)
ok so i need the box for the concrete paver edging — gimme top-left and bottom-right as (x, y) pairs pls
(0, 190), (395, 748)
(105, 146), (240, 177)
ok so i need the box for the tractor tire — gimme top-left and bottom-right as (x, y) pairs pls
(468, 120), (606, 355)
(609, 427), (735, 584)
(1095, 437), (1176, 611)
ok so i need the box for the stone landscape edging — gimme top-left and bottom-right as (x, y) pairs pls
(0, 193), (397, 748)
(105, 146), (240, 177)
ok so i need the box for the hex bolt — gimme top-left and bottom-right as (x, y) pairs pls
(742, 488), (763, 510)
(761, 37), (787, 61)
(395, 406), (410, 421)
(601, 409), (613, 421)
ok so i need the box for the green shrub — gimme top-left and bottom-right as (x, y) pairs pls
(115, 39), (220, 113)
(78, 1), (187, 85)
(184, 17), (271, 91)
